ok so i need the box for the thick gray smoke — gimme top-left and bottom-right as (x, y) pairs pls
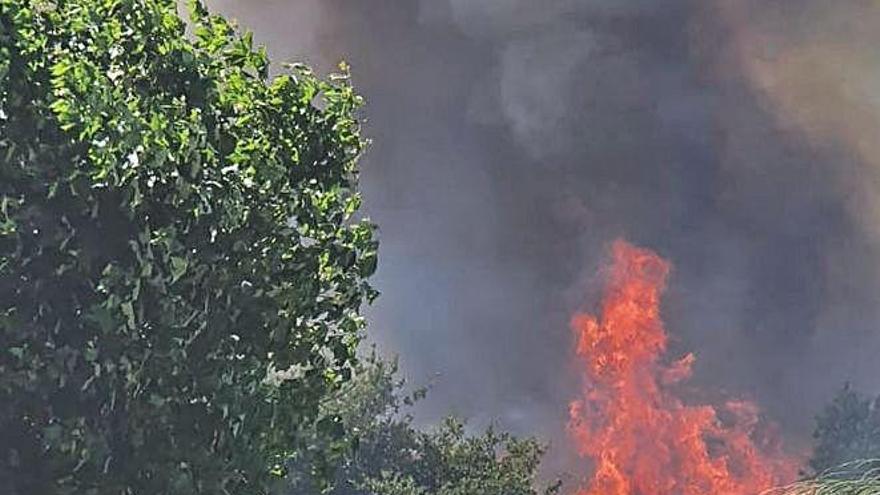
(206, 0), (880, 470)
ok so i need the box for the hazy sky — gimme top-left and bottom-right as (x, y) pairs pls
(206, 0), (880, 469)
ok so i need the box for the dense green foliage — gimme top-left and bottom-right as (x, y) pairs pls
(0, 0), (377, 493)
(810, 385), (880, 475)
(289, 353), (561, 495)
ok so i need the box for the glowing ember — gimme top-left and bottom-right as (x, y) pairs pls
(568, 240), (797, 495)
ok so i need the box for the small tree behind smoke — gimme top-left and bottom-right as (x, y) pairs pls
(810, 385), (880, 474)
(770, 384), (880, 494)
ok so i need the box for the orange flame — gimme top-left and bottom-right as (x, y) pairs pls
(568, 240), (797, 495)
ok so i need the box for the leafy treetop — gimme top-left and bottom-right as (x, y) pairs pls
(288, 352), (562, 495)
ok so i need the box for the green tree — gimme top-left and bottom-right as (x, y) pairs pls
(810, 384), (880, 474)
(0, 0), (377, 493)
(290, 353), (561, 495)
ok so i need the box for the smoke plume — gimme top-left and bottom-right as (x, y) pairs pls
(205, 0), (880, 475)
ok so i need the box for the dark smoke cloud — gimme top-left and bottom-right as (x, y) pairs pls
(206, 0), (880, 470)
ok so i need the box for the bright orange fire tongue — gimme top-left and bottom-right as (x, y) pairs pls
(568, 240), (797, 495)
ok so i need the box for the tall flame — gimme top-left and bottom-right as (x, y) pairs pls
(568, 240), (797, 495)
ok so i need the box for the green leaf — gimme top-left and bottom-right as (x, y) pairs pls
(170, 256), (188, 283)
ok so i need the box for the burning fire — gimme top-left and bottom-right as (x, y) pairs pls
(568, 240), (797, 495)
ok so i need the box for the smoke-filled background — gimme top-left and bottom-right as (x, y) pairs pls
(205, 0), (880, 470)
